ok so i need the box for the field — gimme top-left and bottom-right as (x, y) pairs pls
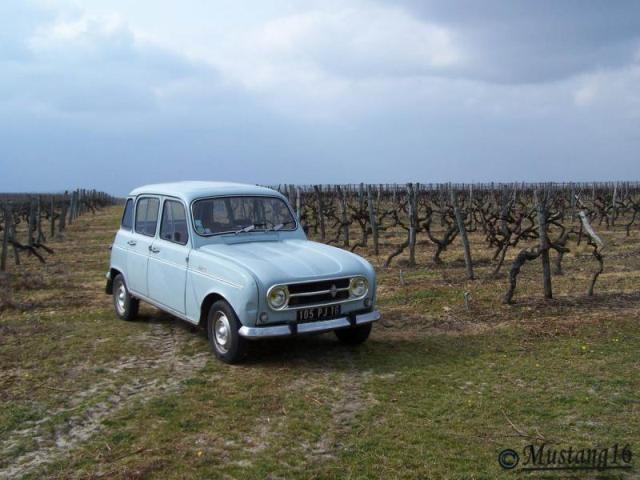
(1, 204), (639, 479)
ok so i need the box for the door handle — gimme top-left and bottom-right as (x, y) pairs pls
(149, 246), (160, 253)
(127, 240), (137, 246)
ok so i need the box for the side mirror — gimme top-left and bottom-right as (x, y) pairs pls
(174, 231), (182, 243)
(302, 225), (309, 235)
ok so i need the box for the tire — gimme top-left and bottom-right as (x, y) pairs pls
(207, 300), (248, 364)
(335, 323), (372, 345)
(112, 274), (139, 321)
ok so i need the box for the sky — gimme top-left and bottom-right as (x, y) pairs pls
(1, 0), (639, 195)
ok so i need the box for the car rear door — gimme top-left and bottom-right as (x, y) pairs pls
(127, 196), (160, 297)
(147, 198), (190, 314)
(111, 198), (135, 275)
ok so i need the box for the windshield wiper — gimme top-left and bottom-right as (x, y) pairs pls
(269, 220), (295, 232)
(234, 224), (256, 234)
(235, 221), (293, 234)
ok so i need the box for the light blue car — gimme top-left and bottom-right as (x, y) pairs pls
(106, 182), (380, 363)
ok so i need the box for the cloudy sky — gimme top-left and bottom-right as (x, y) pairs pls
(1, 0), (639, 194)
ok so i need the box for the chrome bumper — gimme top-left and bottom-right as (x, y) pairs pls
(238, 310), (381, 339)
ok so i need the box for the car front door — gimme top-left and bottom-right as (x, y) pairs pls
(147, 198), (190, 314)
(128, 196), (160, 297)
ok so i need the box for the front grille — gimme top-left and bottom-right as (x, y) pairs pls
(288, 290), (349, 307)
(286, 278), (352, 309)
(288, 278), (350, 294)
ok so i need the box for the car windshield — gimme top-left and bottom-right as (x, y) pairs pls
(192, 196), (297, 236)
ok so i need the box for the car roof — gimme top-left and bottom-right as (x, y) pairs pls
(128, 181), (284, 203)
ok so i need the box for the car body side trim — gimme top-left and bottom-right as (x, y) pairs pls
(188, 268), (243, 289)
(129, 290), (199, 325)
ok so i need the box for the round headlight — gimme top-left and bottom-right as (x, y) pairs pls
(349, 276), (369, 298)
(267, 286), (289, 310)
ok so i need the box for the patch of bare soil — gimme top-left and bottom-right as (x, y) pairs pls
(0, 320), (211, 480)
(304, 364), (374, 463)
(378, 309), (498, 338)
(194, 348), (377, 473)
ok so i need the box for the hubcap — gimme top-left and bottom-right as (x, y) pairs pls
(213, 312), (231, 353)
(116, 283), (126, 314)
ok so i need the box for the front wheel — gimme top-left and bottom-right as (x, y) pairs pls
(335, 323), (372, 345)
(112, 274), (139, 321)
(207, 300), (248, 364)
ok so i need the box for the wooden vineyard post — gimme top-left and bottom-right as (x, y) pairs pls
(337, 185), (350, 248)
(570, 185), (576, 224)
(69, 191), (74, 225)
(612, 182), (618, 227)
(37, 195), (46, 243)
(9, 205), (19, 266)
(408, 183), (417, 266)
(71, 189), (79, 223)
(367, 185), (379, 255)
(287, 185), (295, 208)
(59, 191), (68, 232)
(1, 204), (8, 271)
(357, 183), (367, 247)
(314, 185), (326, 242)
(468, 184), (474, 229)
(28, 197), (36, 248)
(67, 191), (74, 225)
(75, 189), (81, 220)
(535, 190), (553, 299)
(451, 189), (474, 280)
(50, 196), (56, 238)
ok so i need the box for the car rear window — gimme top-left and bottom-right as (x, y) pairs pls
(121, 199), (133, 230)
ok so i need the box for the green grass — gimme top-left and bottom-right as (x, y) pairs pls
(13, 315), (636, 479)
(338, 320), (639, 479)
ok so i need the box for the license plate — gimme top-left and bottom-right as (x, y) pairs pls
(297, 305), (341, 322)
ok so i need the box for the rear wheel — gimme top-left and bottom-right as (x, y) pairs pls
(335, 323), (372, 345)
(112, 274), (139, 321)
(207, 300), (248, 364)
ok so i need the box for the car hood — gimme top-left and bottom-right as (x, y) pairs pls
(198, 239), (369, 286)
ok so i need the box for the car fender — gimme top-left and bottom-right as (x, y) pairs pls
(186, 250), (259, 326)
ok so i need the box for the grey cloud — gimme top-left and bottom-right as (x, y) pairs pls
(383, 0), (640, 83)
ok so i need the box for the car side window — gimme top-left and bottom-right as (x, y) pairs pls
(160, 200), (189, 245)
(121, 199), (133, 230)
(135, 197), (160, 237)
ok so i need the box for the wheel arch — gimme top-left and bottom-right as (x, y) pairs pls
(106, 267), (124, 295)
(199, 292), (228, 328)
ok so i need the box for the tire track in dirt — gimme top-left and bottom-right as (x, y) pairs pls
(228, 349), (377, 472)
(0, 320), (212, 479)
(302, 351), (376, 463)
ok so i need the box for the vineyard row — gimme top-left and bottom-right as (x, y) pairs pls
(274, 182), (640, 303)
(0, 190), (117, 271)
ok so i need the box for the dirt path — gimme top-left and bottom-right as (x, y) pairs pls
(312, 352), (376, 461)
(0, 320), (211, 479)
(233, 349), (377, 473)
